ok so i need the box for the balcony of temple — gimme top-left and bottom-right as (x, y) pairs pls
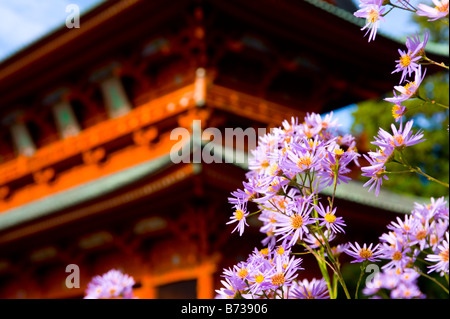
(0, 73), (200, 212)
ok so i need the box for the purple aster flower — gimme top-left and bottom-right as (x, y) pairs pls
(391, 283), (425, 299)
(328, 243), (349, 258)
(303, 230), (336, 249)
(84, 269), (135, 299)
(416, 0), (449, 21)
(392, 104), (407, 123)
(415, 196), (449, 221)
(392, 45), (423, 84)
(361, 155), (389, 197)
(426, 231), (449, 275)
(290, 278), (330, 299)
(247, 268), (273, 296)
(354, 0), (386, 42)
(283, 136), (323, 174)
(371, 120), (425, 151)
(273, 197), (315, 248)
(385, 66), (427, 104)
(410, 220), (431, 250)
(314, 202), (346, 234)
(317, 148), (353, 189)
(406, 30), (429, 58)
(268, 254), (302, 289)
(345, 242), (383, 263)
(215, 276), (248, 299)
(380, 239), (411, 270)
(227, 201), (249, 236)
(304, 111), (339, 133)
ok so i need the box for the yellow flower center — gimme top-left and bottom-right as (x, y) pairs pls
(359, 248), (373, 259)
(375, 168), (386, 178)
(271, 273), (285, 286)
(260, 160), (270, 169)
(367, 9), (380, 23)
(277, 199), (287, 210)
(415, 229), (427, 240)
(255, 274), (265, 284)
(324, 213), (336, 223)
(393, 251), (403, 261)
(269, 215), (277, 224)
(268, 163), (280, 176)
(436, 2), (449, 12)
(390, 134), (405, 148)
(290, 214), (304, 229)
(297, 156), (312, 169)
(392, 104), (405, 120)
(403, 81), (416, 96)
(277, 246), (284, 255)
(399, 54), (412, 68)
(440, 248), (449, 262)
(234, 209), (244, 220)
(260, 248), (269, 256)
(237, 268), (248, 279)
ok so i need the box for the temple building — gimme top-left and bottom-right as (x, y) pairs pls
(0, 0), (446, 298)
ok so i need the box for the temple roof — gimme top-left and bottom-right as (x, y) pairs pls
(1, 0), (447, 114)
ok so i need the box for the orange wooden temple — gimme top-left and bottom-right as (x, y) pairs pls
(0, 0), (443, 299)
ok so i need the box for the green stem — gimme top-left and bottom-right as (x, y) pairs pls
(303, 244), (337, 298)
(387, 2), (416, 12)
(417, 95), (449, 110)
(415, 268), (449, 294)
(355, 263), (367, 299)
(329, 161), (339, 210)
(423, 56), (449, 70)
(410, 166), (449, 188)
(310, 228), (351, 299)
(396, 153), (449, 188)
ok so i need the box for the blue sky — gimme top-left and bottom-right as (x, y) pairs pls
(0, 0), (103, 61)
(0, 0), (425, 132)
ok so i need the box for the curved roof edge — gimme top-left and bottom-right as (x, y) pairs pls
(0, 153), (173, 232)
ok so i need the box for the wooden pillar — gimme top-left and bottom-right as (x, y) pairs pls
(9, 121), (35, 157)
(99, 76), (132, 118)
(52, 100), (81, 139)
(197, 261), (216, 299)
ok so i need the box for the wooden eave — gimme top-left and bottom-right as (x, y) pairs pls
(1, 0), (446, 112)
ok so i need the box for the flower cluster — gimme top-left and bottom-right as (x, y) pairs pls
(84, 269), (136, 299)
(220, 0), (449, 300)
(364, 268), (425, 299)
(363, 197), (449, 298)
(215, 243), (304, 299)
(219, 112), (361, 299)
(227, 112), (359, 242)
